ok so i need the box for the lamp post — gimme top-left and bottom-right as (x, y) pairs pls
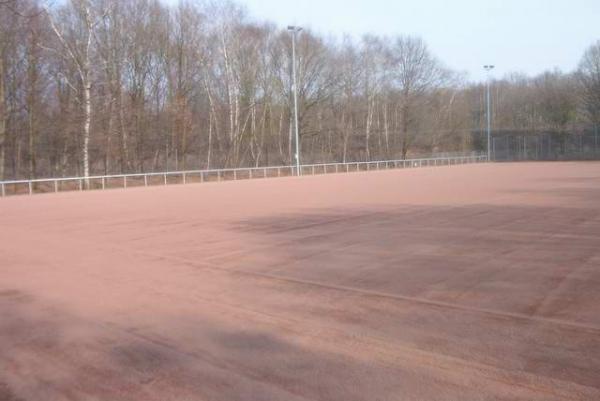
(288, 25), (302, 175)
(484, 65), (495, 161)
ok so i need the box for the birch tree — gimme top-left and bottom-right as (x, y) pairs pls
(44, 0), (107, 179)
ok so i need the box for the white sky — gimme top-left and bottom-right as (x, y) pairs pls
(164, 0), (600, 82)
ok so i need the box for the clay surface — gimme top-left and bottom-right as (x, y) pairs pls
(1, 162), (599, 400)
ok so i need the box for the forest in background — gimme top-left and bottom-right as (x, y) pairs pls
(0, 0), (599, 180)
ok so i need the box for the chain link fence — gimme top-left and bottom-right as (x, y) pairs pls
(492, 130), (600, 161)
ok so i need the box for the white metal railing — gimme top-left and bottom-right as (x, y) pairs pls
(0, 154), (487, 197)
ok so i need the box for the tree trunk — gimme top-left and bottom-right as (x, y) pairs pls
(401, 104), (409, 159)
(365, 96), (374, 161)
(277, 108), (284, 163)
(207, 110), (213, 169)
(117, 84), (129, 172)
(27, 33), (39, 180)
(28, 106), (36, 179)
(83, 79), (91, 179)
(383, 104), (389, 159)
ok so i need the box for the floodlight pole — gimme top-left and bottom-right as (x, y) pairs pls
(288, 25), (302, 176)
(484, 65), (495, 161)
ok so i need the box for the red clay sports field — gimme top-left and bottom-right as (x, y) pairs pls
(1, 161), (599, 400)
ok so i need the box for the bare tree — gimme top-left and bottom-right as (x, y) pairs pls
(2, 0), (596, 182)
(388, 36), (449, 158)
(578, 40), (600, 127)
(25, 8), (44, 178)
(44, 0), (108, 179)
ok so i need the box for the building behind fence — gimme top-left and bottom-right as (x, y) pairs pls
(492, 129), (600, 161)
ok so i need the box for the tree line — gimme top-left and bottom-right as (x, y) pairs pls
(1, 0), (599, 180)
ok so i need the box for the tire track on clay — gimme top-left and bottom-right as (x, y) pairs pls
(129, 246), (600, 335)
(94, 267), (600, 401)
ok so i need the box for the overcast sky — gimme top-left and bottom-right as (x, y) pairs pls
(200, 0), (600, 82)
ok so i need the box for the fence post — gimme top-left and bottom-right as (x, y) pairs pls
(164, 174), (167, 185)
(144, 175), (148, 186)
(54, 180), (58, 193)
(264, 168), (267, 178)
(183, 173), (186, 184)
(124, 176), (127, 188)
(312, 165), (315, 175)
(28, 182), (32, 195)
(1, 183), (4, 197)
(218, 171), (221, 181)
(79, 179), (83, 191)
